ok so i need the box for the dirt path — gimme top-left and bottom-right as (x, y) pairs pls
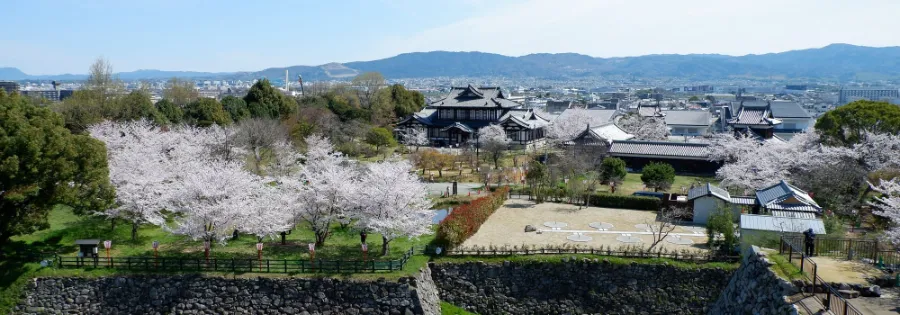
(810, 256), (884, 285)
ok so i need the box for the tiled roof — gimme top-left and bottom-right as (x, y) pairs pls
(740, 214), (825, 234)
(430, 85), (521, 108)
(589, 123), (633, 144)
(664, 110), (713, 126)
(730, 196), (757, 205)
(569, 123), (634, 145)
(609, 140), (710, 159)
(769, 101), (811, 119)
(440, 122), (474, 133)
(688, 182), (731, 201)
(755, 180), (821, 212)
(638, 104), (663, 117)
(771, 211), (817, 220)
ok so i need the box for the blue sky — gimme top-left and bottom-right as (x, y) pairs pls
(3, 0), (900, 74)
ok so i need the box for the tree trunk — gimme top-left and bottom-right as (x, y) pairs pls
(314, 230), (329, 247)
(438, 168), (443, 177)
(493, 157), (499, 169)
(280, 232), (287, 245)
(232, 230), (239, 240)
(131, 222), (139, 241)
(381, 236), (390, 256)
(110, 218), (117, 231)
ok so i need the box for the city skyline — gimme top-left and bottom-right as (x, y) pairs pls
(3, 0), (900, 74)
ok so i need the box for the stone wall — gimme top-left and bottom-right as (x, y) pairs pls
(430, 259), (734, 315)
(16, 271), (440, 315)
(708, 245), (799, 315)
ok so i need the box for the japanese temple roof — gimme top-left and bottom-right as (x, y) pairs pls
(429, 85), (521, 108)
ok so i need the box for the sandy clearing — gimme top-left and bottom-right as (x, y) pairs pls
(810, 256), (885, 285)
(461, 199), (709, 252)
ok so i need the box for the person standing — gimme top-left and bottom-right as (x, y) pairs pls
(802, 228), (816, 257)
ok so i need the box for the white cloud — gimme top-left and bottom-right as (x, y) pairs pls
(375, 0), (900, 58)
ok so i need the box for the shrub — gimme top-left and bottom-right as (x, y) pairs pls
(641, 162), (675, 192)
(587, 193), (660, 211)
(436, 186), (509, 248)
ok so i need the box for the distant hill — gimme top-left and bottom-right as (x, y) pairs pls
(4, 44), (900, 81)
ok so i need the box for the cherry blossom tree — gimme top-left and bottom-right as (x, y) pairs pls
(617, 113), (668, 140)
(355, 159), (433, 256)
(287, 134), (360, 246)
(400, 128), (429, 151)
(89, 120), (174, 240)
(715, 131), (858, 191)
(165, 158), (259, 260)
(546, 108), (602, 145)
(707, 132), (760, 163)
(479, 124), (509, 169)
(237, 184), (295, 242)
(868, 179), (900, 246)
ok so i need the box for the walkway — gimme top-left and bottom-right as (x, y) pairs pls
(425, 182), (482, 196)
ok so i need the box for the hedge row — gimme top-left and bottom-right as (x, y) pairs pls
(436, 186), (510, 248)
(587, 193), (660, 211)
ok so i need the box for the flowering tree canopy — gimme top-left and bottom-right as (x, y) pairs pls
(617, 114), (667, 140)
(89, 120), (175, 240)
(545, 108), (603, 144)
(868, 179), (900, 246)
(355, 159), (432, 255)
(287, 134), (360, 246)
(399, 128), (429, 149)
(480, 124), (509, 169)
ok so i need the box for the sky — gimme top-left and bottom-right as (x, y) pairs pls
(3, 0), (900, 75)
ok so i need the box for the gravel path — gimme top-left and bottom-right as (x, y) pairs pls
(461, 199), (709, 251)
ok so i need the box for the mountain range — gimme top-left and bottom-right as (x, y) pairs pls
(3, 44), (900, 81)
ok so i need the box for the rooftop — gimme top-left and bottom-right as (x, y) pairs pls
(688, 182), (731, 201)
(755, 180), (821, 212)
(609, 140), (710, 159)
(664, 110), (713, 126)
(769, 101), (811, 119)
(430, 85), (521, 109)
(740, 214), (825, 234)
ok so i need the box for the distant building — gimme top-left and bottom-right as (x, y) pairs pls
(663, 110), (715, 136)
(637, 102), (663, 117)
(545, 100), (573, 114)
(838, 88), (899, 104)
(396, 85), (550, 148)
(784, 84), (807, 91)
(21, 89), (59, 101)
(769, 101), (813, 135)
(59, 89), (75, 101)
(683, 85), (714, 92)
(0, 81), (19, 95)
(728, 101), (782, 139)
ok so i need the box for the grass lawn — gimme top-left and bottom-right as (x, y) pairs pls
(0, 205), (435, 314)
(766, 252), (805, 281)
(597, 173), (718, 196)
(441, 301), (478, 315)
(10, 206), (432, 261)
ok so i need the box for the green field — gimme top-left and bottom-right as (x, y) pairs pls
(598, 173), (717, 196)
(0, 206), (435, 314)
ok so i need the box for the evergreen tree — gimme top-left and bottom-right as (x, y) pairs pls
(0, 91), (115, 246)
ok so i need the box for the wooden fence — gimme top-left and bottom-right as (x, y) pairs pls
(57, 247), (415, 274)
(780, 237), (864, 315)
(782, 235), (899, 268)
(443, 246), (740, 263)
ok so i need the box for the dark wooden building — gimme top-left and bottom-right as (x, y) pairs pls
(608, 140), (721, 175)
(396, 85), (550, 147)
